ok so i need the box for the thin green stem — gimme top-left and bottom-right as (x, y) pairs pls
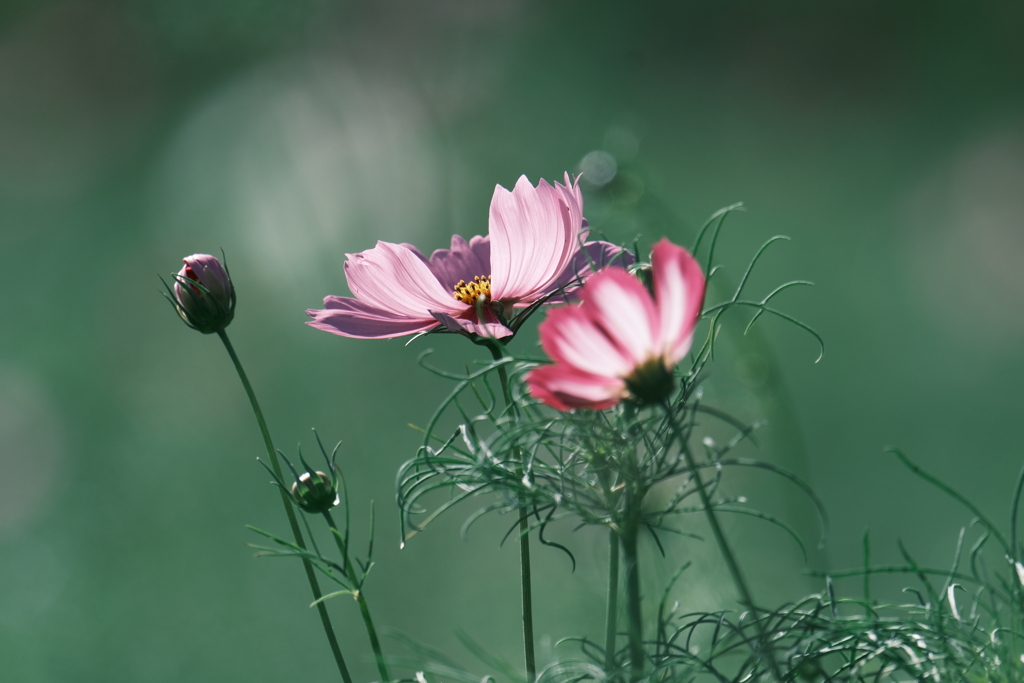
(217, 330), (353, 683)
(662, 401), (781, 680)
(620, 503), (644, 682)
(323, 509), (390, 682)
(485, 340), (536, 682)
(862, 528), (871, 618)
(604, 526), (620, 675)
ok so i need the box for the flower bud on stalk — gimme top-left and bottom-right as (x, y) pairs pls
(162, 254), (354, 681)
(290, 471), (340, 514)
(170, 254), (235, 334)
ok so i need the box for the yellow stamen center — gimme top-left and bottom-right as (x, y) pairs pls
(453, 275), (492, 305)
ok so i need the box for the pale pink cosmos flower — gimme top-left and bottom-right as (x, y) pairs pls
(526, 239), (706, 411)
(306, 174), (629, 340)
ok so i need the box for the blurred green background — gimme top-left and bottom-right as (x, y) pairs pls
(2, 1), (1023, 680)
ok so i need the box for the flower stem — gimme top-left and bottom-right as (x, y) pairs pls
(620, 495), (645, 682)
(322, 509), (390, 682)
(604, 527), (620, 675)
(484, 340), (536, 682)
(216, 330), (353, 683)
(661, 401), (781, 680)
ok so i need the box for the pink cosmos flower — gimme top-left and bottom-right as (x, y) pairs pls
(526, 239), (706, 411)
(306, 174), (629, 340)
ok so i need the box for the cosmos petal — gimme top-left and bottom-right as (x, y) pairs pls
(525, 364), (625, 411)
(344, 241), (462, 318)
(306, 297), (439, 339)
(418, 235), (492, 293)
(651, 239), (705, 365)
(489, 175), (582, 303)
(581, 268), (659, 366)
(538, 304), (634, 377)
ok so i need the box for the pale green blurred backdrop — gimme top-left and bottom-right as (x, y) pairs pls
(1, 1), (1023, 681)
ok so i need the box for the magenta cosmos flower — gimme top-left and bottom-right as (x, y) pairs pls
(306, 174), (628, 340)
(526, 239), (706, 411)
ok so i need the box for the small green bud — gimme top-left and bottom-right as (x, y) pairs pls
(290, 471), (339, 514)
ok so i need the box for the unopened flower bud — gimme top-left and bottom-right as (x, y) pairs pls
(290, 471), (339, 514)
(172, 254), (235, 334)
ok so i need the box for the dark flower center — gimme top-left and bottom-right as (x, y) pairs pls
(624, 358), (676, 405)
(453, 275), (492, 305)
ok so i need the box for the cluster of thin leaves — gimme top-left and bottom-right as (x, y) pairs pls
(399, 450), (1024, 683)
(396, 355), (825, 569)
(636, 449), (1024, 682)
(249, 434), (379, 607)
